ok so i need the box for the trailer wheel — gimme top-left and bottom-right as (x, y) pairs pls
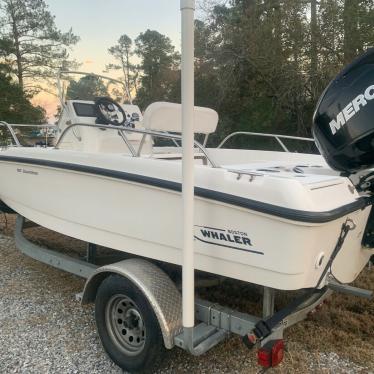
(95, 274), (166, 373)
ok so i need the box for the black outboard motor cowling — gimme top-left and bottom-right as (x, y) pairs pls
(313, 48), (374, 173)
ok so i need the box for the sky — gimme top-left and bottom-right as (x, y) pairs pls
(32, 0), (185, 120)
(47, 0), (183, 73)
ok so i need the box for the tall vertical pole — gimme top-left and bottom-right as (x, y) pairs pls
(180, 0), (195, 343)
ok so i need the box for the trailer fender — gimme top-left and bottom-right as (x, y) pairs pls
(81, 258), (182, 349)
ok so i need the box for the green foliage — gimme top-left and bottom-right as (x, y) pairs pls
(101, 1), (373, 146)
(104, 2), (371, 146)
(0, 65), (45, 144)
(66, 75), (108, 101)
(0, 65), (45, 123)
(106, 34), (137, 101)
(0, 0), (79, 92)
(134, 29), (180, 109)
(191, 0), (374, 144)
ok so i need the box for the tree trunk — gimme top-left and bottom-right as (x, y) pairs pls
(9, 1), (23, 89)
(310, 0), (318, 101)
(15, 42), (23, 89)
(120, 56), (130, 102)
(132, 70), (139, 96)
(343, 0), (359, 64)
(125, 49), (131, 93)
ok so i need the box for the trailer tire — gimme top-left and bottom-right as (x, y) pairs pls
(95, 274), (166, 373)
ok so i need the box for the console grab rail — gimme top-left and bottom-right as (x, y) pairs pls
(55, 122), (219, 168)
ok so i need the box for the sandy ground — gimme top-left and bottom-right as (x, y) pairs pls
(0, 214), (373, 373)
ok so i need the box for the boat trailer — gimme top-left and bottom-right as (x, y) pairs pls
(13, 215), (373, 369)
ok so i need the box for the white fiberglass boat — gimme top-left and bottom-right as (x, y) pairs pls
(0, 68), (373, 291)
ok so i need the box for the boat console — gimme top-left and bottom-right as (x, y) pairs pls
(69, 100), (142, 126)
(56, 98), (150, 154)
(56, 97), (220, 161)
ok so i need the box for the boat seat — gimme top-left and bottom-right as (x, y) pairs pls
(143, 102), (218, 134)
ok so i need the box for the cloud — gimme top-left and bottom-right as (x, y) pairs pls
(84, 59), (94, 64)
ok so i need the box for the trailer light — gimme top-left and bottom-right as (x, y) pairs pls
(257, 339), (284, 368)
(242, 333), (257, 349)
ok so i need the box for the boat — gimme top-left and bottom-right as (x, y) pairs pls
(0, 66), (373, 290)
(0, 2), (373, 371)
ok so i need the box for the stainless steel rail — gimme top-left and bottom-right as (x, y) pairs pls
(0, 123), (57, 128)
(57, 70), (133, 106)
(0, 122), (57, 147)
(0, 121), (21, 146)
(217, 131), (315, 152)
(55, 122), (219, 168)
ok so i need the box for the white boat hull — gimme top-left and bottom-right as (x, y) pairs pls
(0, 147), (372, 290)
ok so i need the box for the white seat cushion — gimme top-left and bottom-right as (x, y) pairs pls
(143, 102), (218, 134)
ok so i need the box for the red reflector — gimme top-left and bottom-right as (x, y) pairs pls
(271, 340), (285, 366)
(257, 339), (285, 368)
(258, 347), (272, 368)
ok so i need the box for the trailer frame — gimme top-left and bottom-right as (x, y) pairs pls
(11, 214), (372, 369)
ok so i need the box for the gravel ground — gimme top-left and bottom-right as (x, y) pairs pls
(0, 226), (373, 373)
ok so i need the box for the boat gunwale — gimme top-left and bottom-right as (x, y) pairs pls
(0, 154), (368, 224)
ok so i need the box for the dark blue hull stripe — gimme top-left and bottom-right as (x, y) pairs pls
(0, 155), (368, 223)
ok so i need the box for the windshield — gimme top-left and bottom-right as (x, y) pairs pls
(58, 71), (131, 104)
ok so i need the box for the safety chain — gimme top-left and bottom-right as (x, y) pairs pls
(316, 218), (356, 289)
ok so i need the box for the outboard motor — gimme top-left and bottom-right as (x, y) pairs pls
(313, 48), (374, 174)
(313, 48), (374, 249)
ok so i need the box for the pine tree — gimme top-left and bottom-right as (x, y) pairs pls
(0, 0), (79, 92)
(135, 29), (180, 109)
(106, 34), (138, 100)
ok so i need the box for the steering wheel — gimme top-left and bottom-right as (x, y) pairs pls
(94, 97), (127, 126)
